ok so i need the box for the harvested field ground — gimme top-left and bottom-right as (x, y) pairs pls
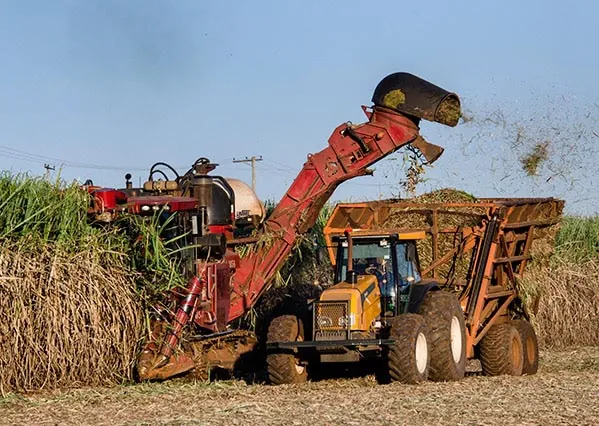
(1, 347), (598, 426)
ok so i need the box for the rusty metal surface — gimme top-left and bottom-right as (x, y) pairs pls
(187, 330), (258, 379)
(324, 198), (564, 257)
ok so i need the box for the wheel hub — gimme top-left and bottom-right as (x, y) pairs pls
(295, 334), (305, 375)
(450, 315), (463, 364)
(415, 332), (428, 374)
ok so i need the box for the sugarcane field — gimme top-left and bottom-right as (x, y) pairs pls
(1, 2), (599, 426)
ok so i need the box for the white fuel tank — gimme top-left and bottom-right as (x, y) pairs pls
(225, 178), (266, 226)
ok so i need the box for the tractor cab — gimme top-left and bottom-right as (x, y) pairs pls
(331, 232), (425, 316)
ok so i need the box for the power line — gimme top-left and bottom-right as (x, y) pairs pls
(0, 145), (149, 171)
(0, 145), (234, 173)
(255, 164), (295, 179)
(262, 157), (297, 171)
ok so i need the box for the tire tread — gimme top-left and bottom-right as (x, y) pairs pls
(479, 323), (523, 376)
(266, 315), (307, 385)
(381, 314), (429, 384)
(419, 291), (467, 382)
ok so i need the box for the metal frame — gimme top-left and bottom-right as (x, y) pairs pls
(267, 338), (395, 350)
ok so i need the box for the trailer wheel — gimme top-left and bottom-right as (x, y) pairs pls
(479, 323), (524, 376)
(418, 291), (467, 381)
(378, 314), (429, 384)
(510, 319), (539, 375)
(266, 315), (308, 385)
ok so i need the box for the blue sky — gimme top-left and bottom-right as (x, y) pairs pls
(1, 1), (598, 214)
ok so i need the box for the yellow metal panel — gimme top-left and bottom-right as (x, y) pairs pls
(319, 275), (382, 331)
(361, 280), (382, 330)
(397, 231), (426, 240)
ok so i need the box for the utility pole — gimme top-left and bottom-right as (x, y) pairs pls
(233, 155), (263, 191)
(43, 163), (55, 180)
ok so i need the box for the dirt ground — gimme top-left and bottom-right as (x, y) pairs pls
(1, 347), (598, 426)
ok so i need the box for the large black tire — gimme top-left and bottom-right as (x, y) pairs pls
(266, 315), (308, 385)
(378, 314), (429, 384)
(418, 291), (467, 381)
(510, 319), (539, 375)
(479, 323), (524, 376)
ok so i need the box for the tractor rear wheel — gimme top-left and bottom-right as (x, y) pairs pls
(510, 319), (539, 375)
(418, 291), (467, 381)
(378, 314), (429, 384)
(479, 323), (524, 376)
(266, 315), (308, 385)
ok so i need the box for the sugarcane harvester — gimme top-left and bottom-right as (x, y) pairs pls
(87, 73), (462, 381)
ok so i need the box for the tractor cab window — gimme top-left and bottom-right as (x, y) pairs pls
(395, 242), (421, 285)
(337, 239), (394, 291)
(336, 238), (421, 294)
(335, 238), (395, 302)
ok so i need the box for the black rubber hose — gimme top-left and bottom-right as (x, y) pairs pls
(148, 162), (180, 181)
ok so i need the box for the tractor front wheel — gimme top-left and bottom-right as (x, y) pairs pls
(266, 315), (308, 385)
(378, 314), (430, 384)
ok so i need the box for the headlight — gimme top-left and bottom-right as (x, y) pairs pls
(317, 316), (333, 328)
(338, 314), (355, 327)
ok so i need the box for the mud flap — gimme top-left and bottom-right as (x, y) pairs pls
(407, 282), (440, 313)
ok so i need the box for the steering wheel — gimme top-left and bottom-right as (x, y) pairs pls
(365, 266), (385, 283)
(365, 265), (379, 275)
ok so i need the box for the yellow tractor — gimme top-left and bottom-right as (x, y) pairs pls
(266, 229), (467, 385)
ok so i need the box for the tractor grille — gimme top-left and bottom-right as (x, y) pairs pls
(314, 301), (350, 341)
